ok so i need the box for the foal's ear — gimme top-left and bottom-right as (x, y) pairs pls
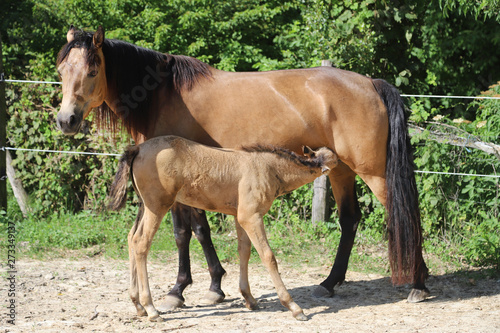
(66, 24), (75, 43)
(302, 145), (315, 158)
(321, 166), (331, 174)
(93, 25), (105, 49)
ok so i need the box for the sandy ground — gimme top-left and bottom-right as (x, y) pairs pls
(2, 256), (500, 333)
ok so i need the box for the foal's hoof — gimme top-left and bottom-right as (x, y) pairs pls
(200, 290), (225, 305)
(407, 288), (430, 303)
(148, 315), (165, 322)
(294, 312), (308, 321)
(312, 285), (334, 298)
(245, 300), (259, 311)
(156, 295), (184, 312)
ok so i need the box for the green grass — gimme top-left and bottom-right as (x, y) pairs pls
(0, 185), (177, 260)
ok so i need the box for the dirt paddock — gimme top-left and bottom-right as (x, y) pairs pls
(3, 257), (500, 332)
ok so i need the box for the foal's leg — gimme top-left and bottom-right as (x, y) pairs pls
(313, 167), (361, 298)
(129, 203), (147, 316)
(235, 221), (258, 310)
(132, 205), (170, 322)
(238, 212), (307, 321)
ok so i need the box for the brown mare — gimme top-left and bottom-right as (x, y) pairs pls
(56, 26), (429, 310)
(108, 135), (339, 321)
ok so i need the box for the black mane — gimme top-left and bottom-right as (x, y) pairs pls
(57, 29), (212, 139)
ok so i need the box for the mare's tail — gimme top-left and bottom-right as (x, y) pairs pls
(372, 79), (428, 285)
(108, 146), (140, 211)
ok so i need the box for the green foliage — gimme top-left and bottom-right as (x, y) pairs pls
(409, 83), (500, 267)
(440, 0), (500, 21)
(6, 74), (130, 215)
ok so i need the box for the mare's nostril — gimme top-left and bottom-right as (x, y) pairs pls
(69, 115), (76, 127)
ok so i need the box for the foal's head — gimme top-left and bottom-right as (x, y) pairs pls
(56, 26), (107, 135)
(302, 146), (339, 174)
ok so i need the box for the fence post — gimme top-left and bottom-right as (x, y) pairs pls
(311, 60), (332, 225)
(0, 35), (7, 212)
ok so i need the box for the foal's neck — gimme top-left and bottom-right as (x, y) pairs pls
(275, 160), (323, 192)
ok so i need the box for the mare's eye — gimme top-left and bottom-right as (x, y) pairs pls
(88, 70), (98, 77)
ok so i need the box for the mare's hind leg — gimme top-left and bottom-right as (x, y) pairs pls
(313, 166), (361, 298)
(157, 204), (226, 312)
(235, 221), (258, 310)
(359, 173), (429, 302)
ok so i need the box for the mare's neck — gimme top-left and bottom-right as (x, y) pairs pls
(100, 40), (171, 143)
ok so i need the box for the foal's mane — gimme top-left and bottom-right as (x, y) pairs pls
(57, 29), (212, 139)
(241, 145), (327, 170)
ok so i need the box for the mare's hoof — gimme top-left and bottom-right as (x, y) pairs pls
(294, 312), (308, 321)
(312, 285), (334, 298)
(407, 288), (430, 303)
(200, 290), (225, 305)
(156, 295), (184, 312)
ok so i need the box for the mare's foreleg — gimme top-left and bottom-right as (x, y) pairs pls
(158, 203), (194, 311)
(158, 204), (226, 311)
(190, 209), (226, 304)
(313, 170), (361, 298)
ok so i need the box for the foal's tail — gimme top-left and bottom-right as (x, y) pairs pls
(108, 146), (140, 211)
(372, 79), (428, 286)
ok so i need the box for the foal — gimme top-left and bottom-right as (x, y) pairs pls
(109, 135), (338, 322)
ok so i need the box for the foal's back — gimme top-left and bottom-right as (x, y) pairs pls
(132, 136), (260, 215)
(131, 136), (327, 217)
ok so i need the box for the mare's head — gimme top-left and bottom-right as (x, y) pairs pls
(302, 146), (338, 174)
(56, 26), (107, 135)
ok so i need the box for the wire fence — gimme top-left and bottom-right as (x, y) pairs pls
(2, 146), (120, 157)
(2, 78), (500, 179)
(4, 79), (62, 85)
(5, 78), (500, 99)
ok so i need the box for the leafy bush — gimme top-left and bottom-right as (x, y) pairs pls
(5, 54), (131, 215)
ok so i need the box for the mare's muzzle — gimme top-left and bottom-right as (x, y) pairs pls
(57, 110), (82, 135)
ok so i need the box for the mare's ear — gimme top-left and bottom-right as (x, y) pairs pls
(66, 25), (75, 43)
(302, 145), (315, 158)
(93, 25), (105, 49)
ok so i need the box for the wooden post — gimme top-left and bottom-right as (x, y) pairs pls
(6, 150), (29, 216)
(0, 35), (7, 212)
(311, 60), (333, 225)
